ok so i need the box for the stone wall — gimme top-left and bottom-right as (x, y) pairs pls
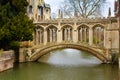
(0, 50), (14, 72)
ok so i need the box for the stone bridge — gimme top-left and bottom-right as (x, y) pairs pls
(19, 18), (119, 63)
(28, 42), (109, 63)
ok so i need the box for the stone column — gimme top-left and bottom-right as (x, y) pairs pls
(49, 28), (52, 42)
(83, 29), (85, 42)
(73, 29), (77, 43)
(89, 27), (93, 46)
(103, 29), (106, 47)
(64, 28), (67, 41)
(98, 28), (101, 44)
(44, 30), (47, 45)
(80, 28), (83, 42)
(84, 28), (87, 42)
(67, 28), (71, 41)
(57, 30), (62, 43)
(52, 28), (56, 42)
(19, 48), (26, 62)
(37, 29), (39, 45)
(39, 30), (42, 44)
(36, 29), (38, 45)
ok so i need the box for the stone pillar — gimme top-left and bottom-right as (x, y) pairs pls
(52, 28), (56, 42)
(84, 28), (87, 42)
(89, 27), (93, 46)
(37, 29), (40, 45)
(73, 29), (77, 43)
(83, 29), (85, 42)
(39, 30), (42, 45)
(64, 28), (67, 41)
(57, 30), (62, 43)
(67, 28), (71, 41)
(19, 48), (26, 62)
(39, 30), (42, 44)
(49, 28), (52, 42)
(103, 29), (106, 47)
(36, 29), (38, 45)
(99, 29), (102, 42)
(80, 28), (83, 42)
(44, 30), (47, 45)
(78, 29), (80, 41)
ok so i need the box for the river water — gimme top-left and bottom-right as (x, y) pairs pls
(0, 49), (119, 80)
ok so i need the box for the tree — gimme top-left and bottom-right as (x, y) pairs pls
(0, 0), (34, 49)
(60, 0), (106, 18)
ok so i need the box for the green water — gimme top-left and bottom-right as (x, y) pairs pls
(0, 49), (119, 80)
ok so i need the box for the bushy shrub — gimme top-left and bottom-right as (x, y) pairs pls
(9, 41), (20, 50)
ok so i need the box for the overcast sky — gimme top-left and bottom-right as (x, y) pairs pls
(44, 0), (114, 17)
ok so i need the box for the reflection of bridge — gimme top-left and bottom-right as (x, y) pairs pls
(20, 18), (119, 63)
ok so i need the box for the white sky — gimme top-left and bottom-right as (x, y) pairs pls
(44, 0), (115, 17)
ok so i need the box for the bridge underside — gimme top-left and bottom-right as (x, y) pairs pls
(29, 43), (109, 63)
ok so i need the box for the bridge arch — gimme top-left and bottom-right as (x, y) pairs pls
(35, 24), (45, 28)
(61, 24), (73, 29)
(92, 24), (106, 29)
(45, 24), (58, 29)
(77, 24), (90, 28)
(29, 44), (108, 63)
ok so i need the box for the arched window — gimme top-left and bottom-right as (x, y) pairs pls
(93, 25), (104, 47)
(78, 25), (89, 43)
(47, 26), (57, 42)
(37, 6), (43, 21)
(62, 25), (72, 41)
(29, 5), (32, 13)
(35, 26), (44, 45)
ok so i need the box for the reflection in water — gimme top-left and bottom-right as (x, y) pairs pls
(0, 49), (119, 80)
(0, 63), (118, 80)
(38, 49), (102, 66)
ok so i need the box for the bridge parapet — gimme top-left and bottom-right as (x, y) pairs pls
(34, 17), (116, 24)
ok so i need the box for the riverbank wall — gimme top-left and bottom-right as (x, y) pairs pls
(0, 50), (14, 72)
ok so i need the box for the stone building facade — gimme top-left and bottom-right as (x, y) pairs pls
(27, 0), (51, 22)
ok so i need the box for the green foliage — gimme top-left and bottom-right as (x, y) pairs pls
(9, 41), (20, 50)
(0, 0), (34, 49)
